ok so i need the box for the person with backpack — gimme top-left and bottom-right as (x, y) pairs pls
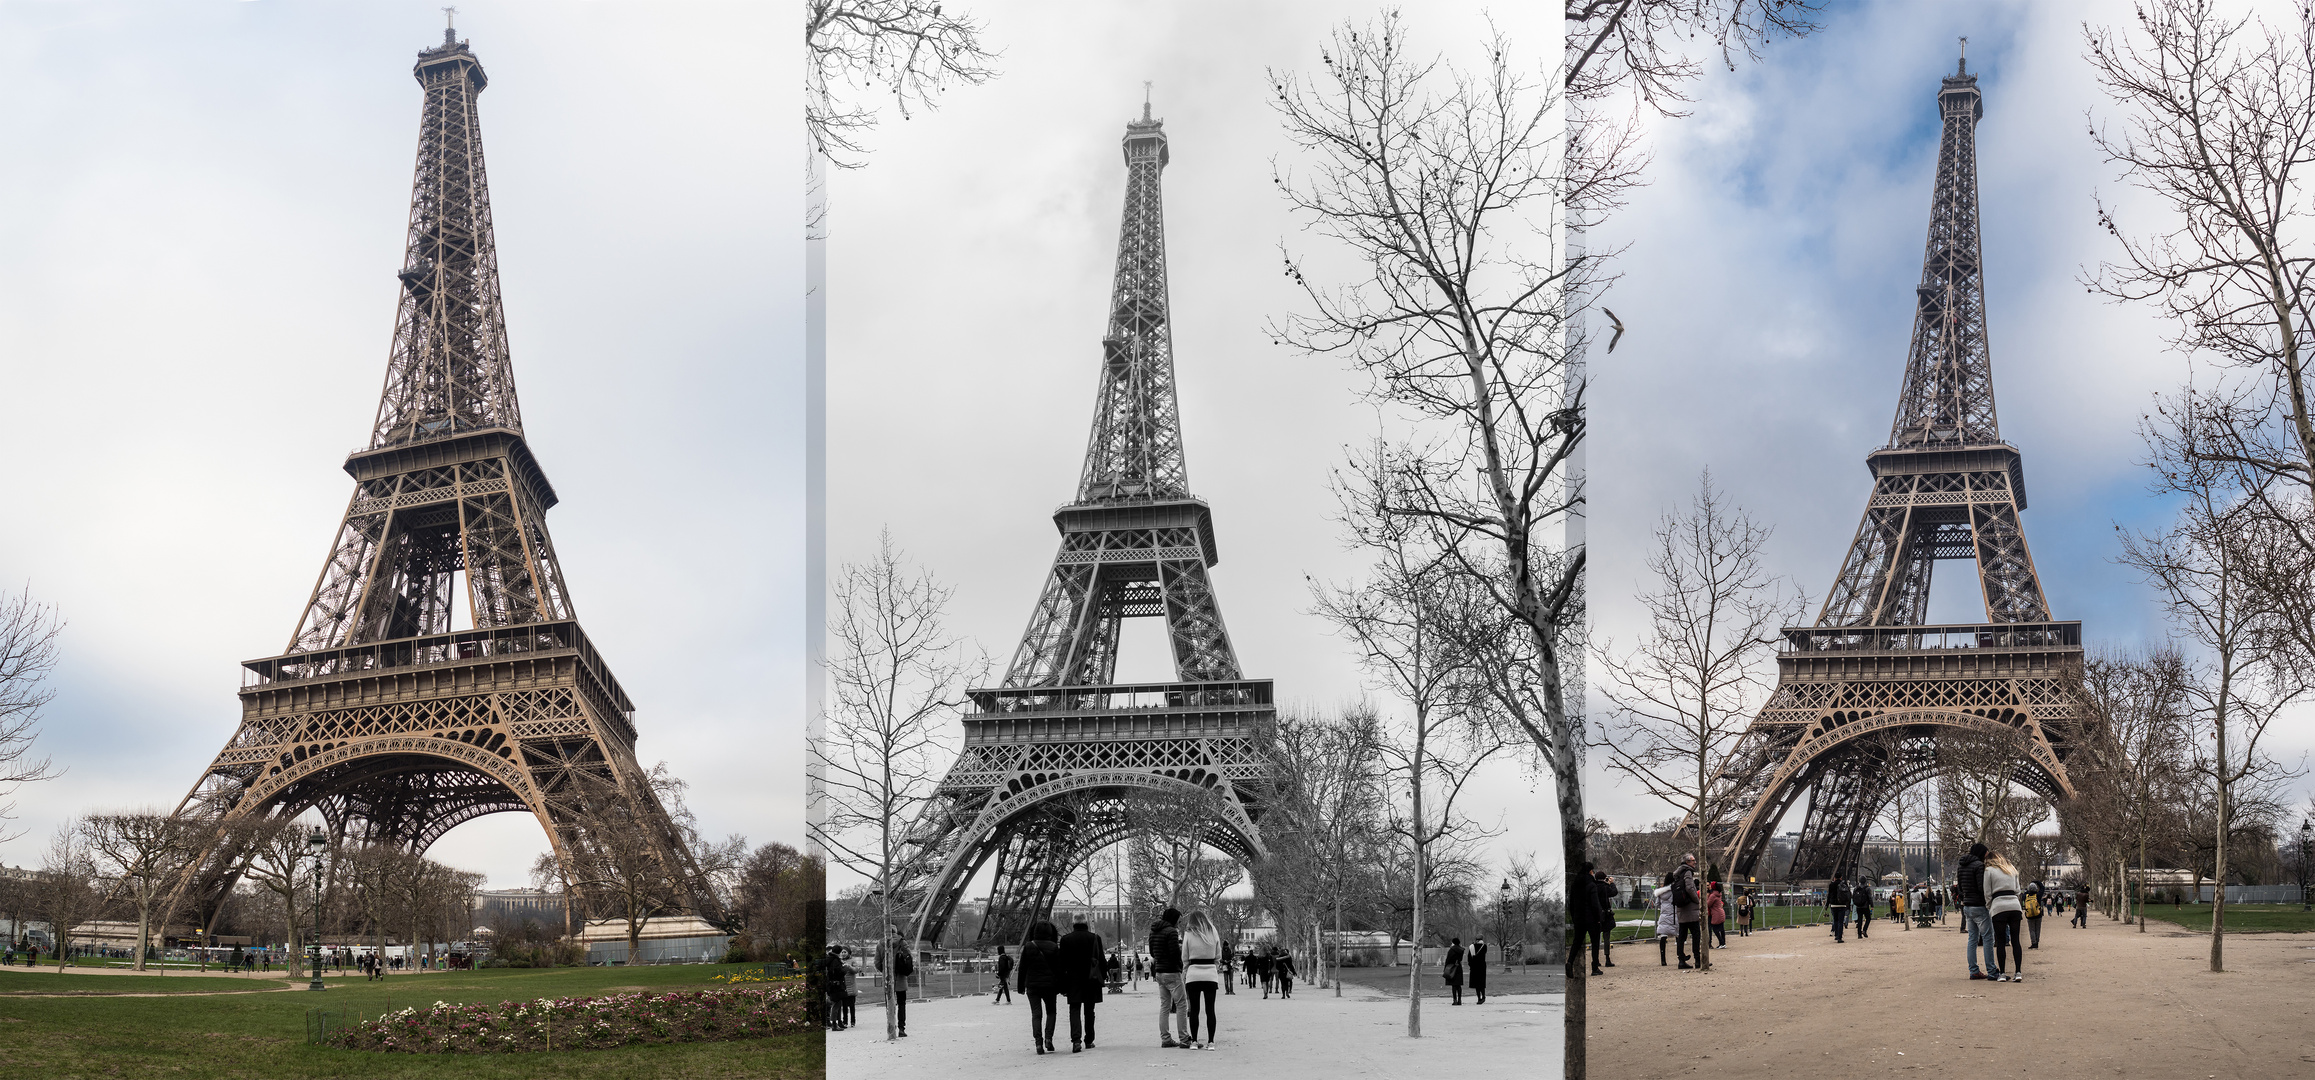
(1853, 877), (1874, 939)
(1670, 854), (1704, 969)
(994, 945), (1014, 1004)
(1735, 888), (1754, 937)
(1059, 919), (1106, 1052)
(876, 933), (916, 1037)
(2022, 883), (2044, 949)
(1828, 877), (1851, 943)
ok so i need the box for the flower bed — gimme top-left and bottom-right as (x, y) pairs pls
(326, 982), (814, 1053)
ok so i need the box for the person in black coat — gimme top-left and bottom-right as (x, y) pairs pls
(1058, 920), (1106, 1052)
(875, 935), (915, 1037)
(1017, 921), (1064, 1055)
(1853, 878), (1874, 939)
(1593, 869), (1621, 971)
(1468, 937), (1490, 1003)
(1828, 878), (1851, 943)
(1220, 938), (1236, 996)
(1443, 938), (1465, 1005)
(994, 946), (1014, 1004)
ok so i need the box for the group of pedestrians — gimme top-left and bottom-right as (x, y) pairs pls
(1439, 935), (1489, 1004)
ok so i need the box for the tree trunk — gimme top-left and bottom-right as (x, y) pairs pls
(1408, 740), (1425, 1039)
(134, 906), (150, 972)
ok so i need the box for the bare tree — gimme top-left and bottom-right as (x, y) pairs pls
(558, 770), (698, 967)
(809, 529), (979, 1041)
(0, 588), (62, 842)
(1592, 474), (1802, 970)
(1313, 469), (1507, 1037)
(82, 812), (198, 971)
(2071, 647), (2193, 930)
(806, 0), (997, 168)
(1124, 786), (1248, 916)
(35, 822), (98, 971)
(2088, 0), (2315, 512)
(236, 819), (320, 978)
(1263, 705), (1388, 996)
(1566, 0), (1819, 107)
(2121, 481), (2307, 970)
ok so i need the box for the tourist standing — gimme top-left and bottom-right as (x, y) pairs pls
(1671, 853), (1704, 969)
(1018, 921), (1064, 1055)
(1854, 878), (1874, 939)
(1180, 910), (1223, 1049)
(994, 946), (1014, 1004)
(1148, 908), (1188, 1048)
(2072, 887), (2090, 928)
(1984, 852), (2025, 982)
(1444, 937), (1465, 1005)
(1059, 919), (1106, 1052)
(1274, 948), (1296, 997)
(1220, 937), (1236, 996)
(1653, 882), (1677, 966)
(1707, 883), (1727, 948)
(1958, 842), (1995, 980)
(2022, 883), (2044, 949)
(1829, 877), (1851, 943)
(824, 945), (848, 1031)
(1593, 869), (1621, 965)
(1736, 888), (1754, 937)
(840, 948), (859, 1028)
(877, 933), (915, 1036)
(1469, 936), (1489, 1004)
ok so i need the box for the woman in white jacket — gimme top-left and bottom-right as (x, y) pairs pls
(1653, 884), (1678, 967)
(1983, 852), (2025, 982)
(1179, 910), (1224, 1049)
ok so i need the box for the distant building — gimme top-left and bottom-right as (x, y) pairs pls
(473, 888), (567, 928)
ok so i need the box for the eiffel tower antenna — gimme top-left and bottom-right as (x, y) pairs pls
(882, 106), (1275, 952)
(1688, 55), (2086, 887)
(444, 6), (458, 46)
(169, 29), (710, 932)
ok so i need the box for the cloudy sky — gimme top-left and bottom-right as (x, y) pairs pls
(824, 0), (1561, 901)
(0, 2), (803, 888)
(1592, 0), (2315, 841)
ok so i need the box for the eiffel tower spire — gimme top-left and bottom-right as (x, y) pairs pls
(1888, 52), (1998, 449)
(1817, 53), (2050, 628)
(1077, 102), (1188, 503)
(284, 35), (571, 655)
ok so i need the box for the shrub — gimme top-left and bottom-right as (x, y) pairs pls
(326, 982), (814, 1054)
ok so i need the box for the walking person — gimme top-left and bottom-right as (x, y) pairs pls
(993, 945), (1014, 1004)
(1707, 883), (1727, 948)
(1273, 948), (1296, 997)
(1180, 910), (1223, 1049)
(1469, 936), (1489, 1004)
(2072, 887), (2090, 928)
(1828, 877), (1851, 943)
(1671, 853), (1704, 969)
(1220, 938), (1235, 996)
(1018, 921), (1063, 1055)
(1853, 877), (1873, 939)
(1443, 937), (1465, 1005)
(1984, 851), (2026, 982)
(1148, 908), (1188, 1048)
(1958, 842), (1996, 980)
(1059, 919), (1106, 1052)
(2023, 882), (2044, 949)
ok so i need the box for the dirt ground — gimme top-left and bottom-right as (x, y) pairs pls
(1586, 912), (2315, 1078)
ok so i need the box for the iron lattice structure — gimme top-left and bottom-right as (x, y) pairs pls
(1700, 58), (2086, 884)
(890, 107), (1275, 951)
(170, 30), (702, 924)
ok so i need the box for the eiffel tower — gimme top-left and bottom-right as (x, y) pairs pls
(890, 104), (1274, 950)
(171, 27), (700, 919)
(1702, 53), (2085, 883)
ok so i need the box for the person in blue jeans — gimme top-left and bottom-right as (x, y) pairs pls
(1956, 842), (1996, 979)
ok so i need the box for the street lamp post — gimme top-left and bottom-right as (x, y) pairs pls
(306, 826), (327, 992)
(1497, 878), (1510, 976)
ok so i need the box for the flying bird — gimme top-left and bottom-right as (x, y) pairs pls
(1604, 308), (1626, 354)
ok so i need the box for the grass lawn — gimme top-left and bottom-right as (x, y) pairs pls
(2132, 903), (2315, 933)
(0, 963), (822, 1079)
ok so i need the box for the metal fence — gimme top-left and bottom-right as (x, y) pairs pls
(2183, 884), (2305, 904)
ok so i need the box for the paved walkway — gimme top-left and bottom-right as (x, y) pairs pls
(832, 976), (1561, 1077)
(1588, 913), (2315, 1078)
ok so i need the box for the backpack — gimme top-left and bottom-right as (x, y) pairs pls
(1672, 872), (1696, 909)
(2022, 892), (2041, 919)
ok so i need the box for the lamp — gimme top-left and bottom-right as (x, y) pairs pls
(306, 826), (327, 992)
